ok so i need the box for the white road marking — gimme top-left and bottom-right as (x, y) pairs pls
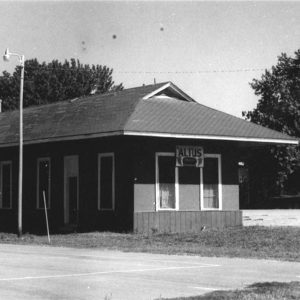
(0, 248), (219, 267)
(76, 255), (221, 266)
(0, 264), (220, 282)
(76, 255), (221, 267)
(191, 286), (233, 291)
(191, 286), (218, 291)
(0, 248), (221, 267)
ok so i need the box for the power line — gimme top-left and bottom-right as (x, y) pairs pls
(118, 68), (266, 74)
(13, 66), (268, 74)
(5, 65), (300, 75)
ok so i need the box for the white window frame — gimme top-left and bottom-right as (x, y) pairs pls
(0, 161), (12, 209)
(37, 157), (51, 209)
(155, 152), (179, 211)
(98, 153), (115, 211)
(200, 154), (222, 211)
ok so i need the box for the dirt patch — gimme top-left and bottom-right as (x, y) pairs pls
(243, 210), (300, 227)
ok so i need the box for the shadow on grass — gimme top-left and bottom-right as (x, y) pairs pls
(156, 281), (300, 300)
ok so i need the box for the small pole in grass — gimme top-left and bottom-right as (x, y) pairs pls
(43, 190), (51, 244)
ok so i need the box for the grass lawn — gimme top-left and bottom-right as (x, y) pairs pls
(157, 281), (300, 300)
(0, 226), (299, 261)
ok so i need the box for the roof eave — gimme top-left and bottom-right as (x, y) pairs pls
(0, 131), (124, 148)
(0, 130), (297, 148)
(123, 131), (299, 145)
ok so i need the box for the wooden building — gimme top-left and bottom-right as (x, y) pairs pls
(0, 82), (298, 233)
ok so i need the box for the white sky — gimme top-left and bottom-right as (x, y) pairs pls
(0, 1), (299, 117)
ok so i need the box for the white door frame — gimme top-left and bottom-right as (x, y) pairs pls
(64, 155), (79, 224)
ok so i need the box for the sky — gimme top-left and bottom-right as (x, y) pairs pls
(0, 1), (299, 117)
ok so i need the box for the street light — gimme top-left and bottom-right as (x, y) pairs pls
(3, 48), (24, 237)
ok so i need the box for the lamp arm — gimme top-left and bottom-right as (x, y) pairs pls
(6, 51), (25, 66)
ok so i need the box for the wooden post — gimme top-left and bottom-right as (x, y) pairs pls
(43, 190), (51, 244)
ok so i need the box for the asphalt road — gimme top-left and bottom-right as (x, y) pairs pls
(0, 244), (299, 300)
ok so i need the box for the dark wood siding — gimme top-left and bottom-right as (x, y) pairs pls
(0, 135), (241, 233)
(0, 136), (134, 233)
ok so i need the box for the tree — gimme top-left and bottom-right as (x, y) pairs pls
(0, 58), (123, 111)
(243, 49), (300, 197)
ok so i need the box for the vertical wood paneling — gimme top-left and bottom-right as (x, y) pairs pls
(220, 211), (226, 228)
(154, 213), (159, 232)
(200, 211), (205, 228)
(211, 211), (217, 228)
(224, 211), (229, 227)
(148, 212), (153, 233)
(164, 212), (168, 233)
(135, 212), (139, 233)
(185, 212), (190, 232)
(162, 212), (168, 233)
(190, 212), (194, 232)
(166, 212), (170, 233)
(220, 212), (225, 228)
(180, 212), (186, 233)
(191, 212), (196, 232)
(189, 212), (194, 231)
(139, 213), (144, 233)
(137, 212), (141, 232)
(231, 211), (235, 226)
(188, 212), (192, 231)
(170, 211), (176, 232)
(168, 211), (174, 232)
(186, 212), (191, 232)
(235, 211), (239, 226)
(144, 212), (148, 233)
(202, 211), (207, 227)
(134, 210), (242, 234)
(195, 213), (199, 231)
(175, 212), (181, 233)
(207, 211), (212, 227)
(225, 211), (231, 227)
(140, 213), (144, 234)
(134, 213), (137, 232)
(217, 211), (221, 228)
(158, 212), (163, 233)
(225, 211), (229, 227)
(215, 212), (220, 228)
(145, 212), (150, 235)
(197, 212), (203, 232)
(239, 211), (243, 226)
(195, 212), (199, 232)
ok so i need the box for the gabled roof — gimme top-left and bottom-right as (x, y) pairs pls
(0, 82), (298, 147)
(142, 82), (195, 102)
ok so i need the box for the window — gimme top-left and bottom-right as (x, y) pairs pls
(201, 154), (222, 210)
(0, 161), (12, 209)
(37, 158), (51, 209)
(155, 152), (222, 211)
(98, 153), (115, 210)
(156, 153), (178, 210)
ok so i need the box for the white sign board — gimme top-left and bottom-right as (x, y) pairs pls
(176, 146), (204, 167)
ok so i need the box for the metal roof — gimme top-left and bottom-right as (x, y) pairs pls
(0, 82), (297, 147)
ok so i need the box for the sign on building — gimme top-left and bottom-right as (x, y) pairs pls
(176, 146), (204, 167)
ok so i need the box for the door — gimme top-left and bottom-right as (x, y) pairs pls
(64, 156), (79, 224)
